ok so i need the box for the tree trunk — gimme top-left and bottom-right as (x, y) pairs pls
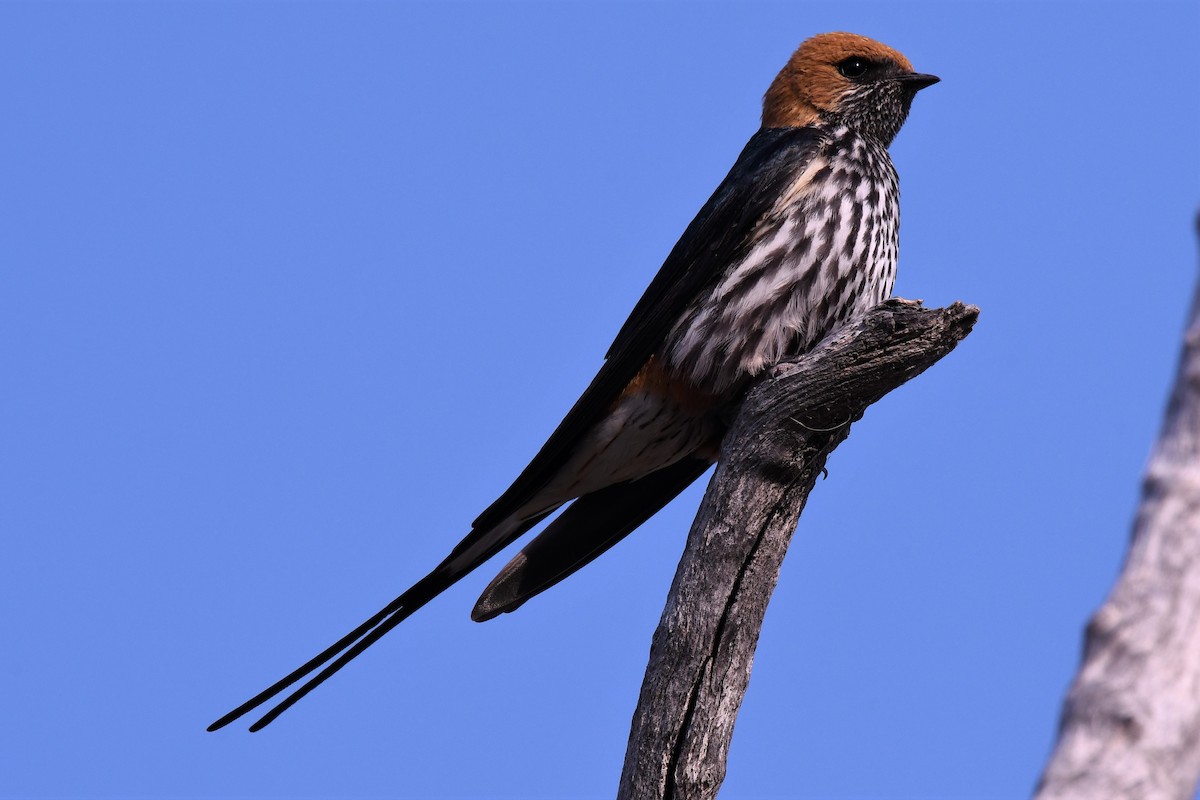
(1036, 215), (1200, 800)
(617, 298), (979, 800)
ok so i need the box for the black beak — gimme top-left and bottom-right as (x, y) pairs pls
(897, 72), (940, 92)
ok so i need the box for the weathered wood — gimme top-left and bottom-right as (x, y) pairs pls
(1035, 216), (1200, 800)
(617, 298), (979, 800)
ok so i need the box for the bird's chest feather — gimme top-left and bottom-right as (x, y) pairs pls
(665, 127), (899, 394)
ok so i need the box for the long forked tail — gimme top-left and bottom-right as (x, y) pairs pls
(208, 513), (550, 732)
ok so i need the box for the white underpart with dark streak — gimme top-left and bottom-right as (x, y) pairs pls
(523, 391), (716, 513)
(447, 127), (901, 571)
(665, 124), (900, 394)
(443, 388), (717, 572)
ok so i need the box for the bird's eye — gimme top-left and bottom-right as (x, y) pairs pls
(837, 57), (870, 79)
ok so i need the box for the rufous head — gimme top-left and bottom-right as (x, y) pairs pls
(762, 32), (938, 145)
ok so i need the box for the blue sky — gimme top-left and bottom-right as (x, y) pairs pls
(3, 2), (1198, 798)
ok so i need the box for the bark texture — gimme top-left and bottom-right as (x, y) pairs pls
(1036, 216), (1200, 800)
(617, 298), (979, 800)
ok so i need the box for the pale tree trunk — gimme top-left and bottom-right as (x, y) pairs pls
(1036, 215), (1200, 800)
(617, 298), (979, 800)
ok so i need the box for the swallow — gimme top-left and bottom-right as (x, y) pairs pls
(210, 31), (938, 732)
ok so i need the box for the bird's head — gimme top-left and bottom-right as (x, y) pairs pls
(762, 32), (938, 146)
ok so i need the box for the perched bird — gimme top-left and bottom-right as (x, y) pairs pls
(210, 31), (938, 732)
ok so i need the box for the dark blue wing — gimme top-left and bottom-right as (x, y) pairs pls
(472, 126), (824, 532)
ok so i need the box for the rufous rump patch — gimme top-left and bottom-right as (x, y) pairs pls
(619, 356), (719, 416)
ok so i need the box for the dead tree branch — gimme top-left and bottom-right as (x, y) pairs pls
(1035, 215), (1200, 800)
(617, 298), (979, 800)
